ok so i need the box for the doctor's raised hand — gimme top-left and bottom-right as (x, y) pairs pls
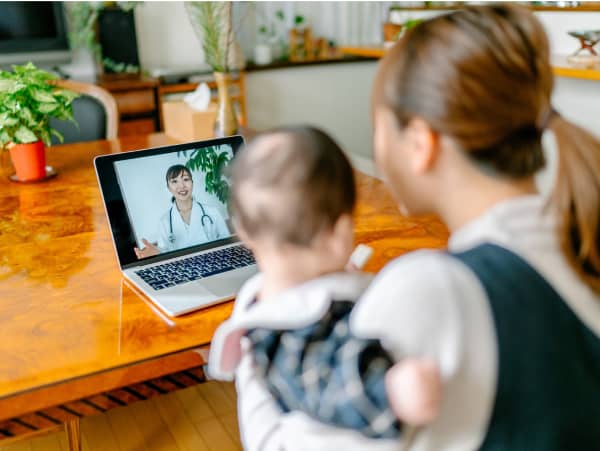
(133, 164), (230, 260)
(134, 239), (160, 259)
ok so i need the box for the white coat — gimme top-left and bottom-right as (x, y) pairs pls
(156, 200), (230, 252)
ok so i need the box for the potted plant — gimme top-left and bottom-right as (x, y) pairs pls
(63, 2), (102, 81)
(0, 63), (79, 182)
(186, 1), (245, 137)
(255, 9), (289, 64)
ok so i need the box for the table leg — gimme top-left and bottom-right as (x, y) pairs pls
(65, 419), (81, 451)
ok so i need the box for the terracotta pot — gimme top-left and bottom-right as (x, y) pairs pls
(9, 141), (46, 181)
(213, 72), (239, 137)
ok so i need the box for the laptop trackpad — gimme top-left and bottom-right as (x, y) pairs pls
(199, 267), (256, 297)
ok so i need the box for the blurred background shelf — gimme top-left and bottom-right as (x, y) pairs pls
(340, 46), (600, 81)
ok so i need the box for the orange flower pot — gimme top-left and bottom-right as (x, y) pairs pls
(9, 141), (46, 181)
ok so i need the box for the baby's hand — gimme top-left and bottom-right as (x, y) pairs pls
(384, 358), (441, 426)
(347, 244), (373, 271)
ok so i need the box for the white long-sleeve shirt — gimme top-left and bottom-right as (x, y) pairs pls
(233, 194), (600, 451)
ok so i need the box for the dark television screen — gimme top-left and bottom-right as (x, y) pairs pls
(0, 2), (68, 54)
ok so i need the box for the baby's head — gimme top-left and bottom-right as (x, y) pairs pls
(230, 126), (356, 273)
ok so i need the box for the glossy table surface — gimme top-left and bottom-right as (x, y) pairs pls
(0, 133), (449, 419)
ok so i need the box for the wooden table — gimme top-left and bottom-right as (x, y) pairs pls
(0, 134), (448, 449)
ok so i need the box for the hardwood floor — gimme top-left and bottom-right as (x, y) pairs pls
(0, 382), (242, 451)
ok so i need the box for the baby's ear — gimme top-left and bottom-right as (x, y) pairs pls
(334, 214), (354, 238)
(232, 217), (254, 249)
(329, 213), (354, 255)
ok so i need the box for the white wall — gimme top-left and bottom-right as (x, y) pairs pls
(134, 2), (206, 71)
(134, 3), (600, 161)
(135, 4), (600, 70)
(245, 62), (378, 159)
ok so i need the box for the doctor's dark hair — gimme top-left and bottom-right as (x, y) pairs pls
(165, 164), (193, 203)
(229, 126), (355, 246)
(373, 4), (600, 293)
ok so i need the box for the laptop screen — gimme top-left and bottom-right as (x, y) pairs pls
(95, 136), (244, 269)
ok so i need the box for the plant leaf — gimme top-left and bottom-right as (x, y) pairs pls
(21, 107), (34, 124)
(54, 88), (79, 102)
(14, 125), (38, 143)
(39, 129), (51, 147)
(31, 89), (57, 103)
(38, 103), (59, 114)
(0, 113), (18, 127)
(51, 128), (64, 144)
(0, 79), (17, 93)
(0, 130), (11, 145)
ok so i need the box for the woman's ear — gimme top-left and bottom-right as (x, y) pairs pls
(405, 117), (440, 174)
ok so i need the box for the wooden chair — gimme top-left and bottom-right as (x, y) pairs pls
(51, 79), (119, 142)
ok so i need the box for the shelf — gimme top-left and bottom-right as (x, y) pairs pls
(389, 3), (600, 12)
(340, 46), (386, 59)
(552, 56), (600, 81)
(340, 46), (600, 81)
(245, 55), (375, 72)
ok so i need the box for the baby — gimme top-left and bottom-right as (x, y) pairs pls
(209, 126), (441, 439)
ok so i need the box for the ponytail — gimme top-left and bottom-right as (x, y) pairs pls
(548, 115), (600, 293)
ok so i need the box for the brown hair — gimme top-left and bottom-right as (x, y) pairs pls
(229, 126), (356, 246)
(374, 4), (600, 292)
(165, 164), (192, 185)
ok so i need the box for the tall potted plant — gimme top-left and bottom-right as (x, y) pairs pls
(63, 2), (102, 81)
(0, 63), (79, 182)
(186, 2), (245, 137)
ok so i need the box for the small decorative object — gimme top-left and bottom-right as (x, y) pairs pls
(567, 30), (600, 67)
(256, 9), (288, 61)
(254, 43), (273, 65)
(62, 2), (102, 81)
(289, 15), (313, 62)
(163, 83), (216, 142)
(186, 2), (245, 137)
(384, 18), (423, 47)
(0, 63), (79, 182)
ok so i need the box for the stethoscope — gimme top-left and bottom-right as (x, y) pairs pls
(168, 201), (214, 244)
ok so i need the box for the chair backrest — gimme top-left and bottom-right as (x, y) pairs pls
(50, 79), (119, 144)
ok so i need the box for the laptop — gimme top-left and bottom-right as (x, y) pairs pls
(94, 135), (257, 317)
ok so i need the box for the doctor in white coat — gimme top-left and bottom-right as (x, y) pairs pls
(134, 164), (230, 259)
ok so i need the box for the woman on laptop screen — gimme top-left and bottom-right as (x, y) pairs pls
(134, 164), (230, 259)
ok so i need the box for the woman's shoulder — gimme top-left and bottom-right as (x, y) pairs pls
(352, 248), (485, 326)
(350, 249), (494, 365)
(371, 248), (479, 293)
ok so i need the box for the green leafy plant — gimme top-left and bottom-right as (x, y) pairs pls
(103, 57), (140, 74)
(186, 2), (235, 73)
(257, 9), (289, 61)
(180, 145), (232, 203)
(0, 63), (79, 147)
(64, 2), (102, 57)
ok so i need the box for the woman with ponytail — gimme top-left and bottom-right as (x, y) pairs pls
(233, 5), (598, 450)
(348, 4), (600, 450)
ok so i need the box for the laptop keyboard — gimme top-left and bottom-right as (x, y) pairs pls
(135, 245), (256, 291)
